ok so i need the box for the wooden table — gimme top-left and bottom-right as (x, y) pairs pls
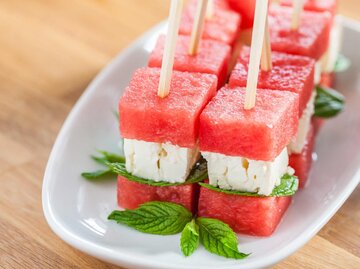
(0, 1), (359, 268)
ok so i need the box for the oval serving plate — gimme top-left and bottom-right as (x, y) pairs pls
(42, 17), (360, 269)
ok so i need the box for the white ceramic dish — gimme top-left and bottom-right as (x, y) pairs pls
(42, 17), (360, 269)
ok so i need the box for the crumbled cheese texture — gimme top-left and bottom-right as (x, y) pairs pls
(202, 147), (290, 196)
(289, 91), (316, 154)
(124, 139), (200, 183)
(320, 16), (342, 73)
(314, 60), (322, 85)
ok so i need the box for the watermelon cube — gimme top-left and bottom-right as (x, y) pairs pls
(289, 123), (316, 188)
(117, 176), (199, 213)
(229, 46), (315, 114)
(148, 35), (231, 87)
(179, 0), (241, 46)
(199, 87), (299, 161)
(119, 68), (217, 148)
(280, 0), (337, 16)
(227, 0), (256, 29)
(320, 72), (335, 88)
(198, 186), (291, 236)
(268, 5), (331, 60)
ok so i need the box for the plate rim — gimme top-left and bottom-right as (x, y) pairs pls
(42, 16), (360, 269)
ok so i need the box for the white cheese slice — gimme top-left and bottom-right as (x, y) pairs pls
(202, 147), (290, 196)
(320, 16), (343, 74)
(314, 60), (322, 85)
(124, 139), (200, 183)
(288, 91), (316, 154)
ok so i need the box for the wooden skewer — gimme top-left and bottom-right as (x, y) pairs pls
(189, 0), (208, 56)
(158, 0), (184, 98)
(206, 0), (213, 19)
(291, 0), (304, 30)
(244, 0), (269, 110)
(261, 16), (272, 71)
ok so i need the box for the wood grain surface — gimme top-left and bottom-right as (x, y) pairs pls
(0, 0), (359, 268)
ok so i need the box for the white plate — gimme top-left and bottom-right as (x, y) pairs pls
(42, 17), (360, 269)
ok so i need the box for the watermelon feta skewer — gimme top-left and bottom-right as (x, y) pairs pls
(198, 0), (300, 236)
(119, 69), (217, 212)
(268, 4), (331, 85)
(149, 0), (231, 88)
(118, 0), (217, 212)
(229, 47), (316, 187)
(198, 86), (299, 236)
(179, 0), (241, 47)
(280, 0), (341, 87)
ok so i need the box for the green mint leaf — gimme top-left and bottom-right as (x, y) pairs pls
(180, 219), (199, 257)
(81, 169), (114, 180)
(114, 110), (119, 120)
(197, 218), (249, 260)
(82, 149), (125, 180)
(271, 174), (299, 196)
(315, 86), (345, 118)
(96, 150), (125, 163)
(107, 158), (207, 187)
(199, 174), (298, 197)
(108, 202), (193, 235)
(334, 54), (351, 73)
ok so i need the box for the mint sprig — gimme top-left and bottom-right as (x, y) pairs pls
(197, 218), (249, 260)
(180, 219), (199, 257)
(107, 158), (207, 187)
(108, 201), (249, 259)
(315, 85), (345, 118)
(199, 174), (298, 197)
(81, 150), (124, 180)
(108, 202), (192, 235)
(81, 169), (113, 180)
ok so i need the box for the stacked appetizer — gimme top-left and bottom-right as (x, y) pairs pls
(198, 86), (299, 236)
(83, 0), (347, 259)
(119, 68), (217, 212)
(229, 48), (316, 187)
(280, 0), (341, 87)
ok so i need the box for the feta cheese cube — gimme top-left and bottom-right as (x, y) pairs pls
(202, 147), (290, 196)
(289, 92), (316, 154)
(320, 16), (342, 73)
(314, 60), (322, 85)
(124, 139), (200, 183)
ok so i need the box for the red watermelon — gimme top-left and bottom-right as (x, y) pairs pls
(280, 0), (337, 16)
(117, 176), (199, 213)
(268, 5), (331, 60)
(180, 0), (241, 46)
(229, 46), (315, 114)
(289, 124), (316, 188)
(227, 0), (256, 29)
(198, 186), (291, 236)
(119, 68), (217, 148)
(199, 86), (299, 161)
(148, 35), (231, 87)
(320, 72), (335, 88)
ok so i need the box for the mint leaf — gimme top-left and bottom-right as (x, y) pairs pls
(95, 150), (125, 163)
(82, 150), (125, 180)
(271, 174), (298, 196)
(199, 174), (298, 197)
(315, 85), (345, 118)
(180, 219), (199, 257)
(81, 169), (113, 180)
(197, 218), (249, 259)
(108, 202), (192, 235)
(334, 54), (351, 73)
(107, 158), (207, 187)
